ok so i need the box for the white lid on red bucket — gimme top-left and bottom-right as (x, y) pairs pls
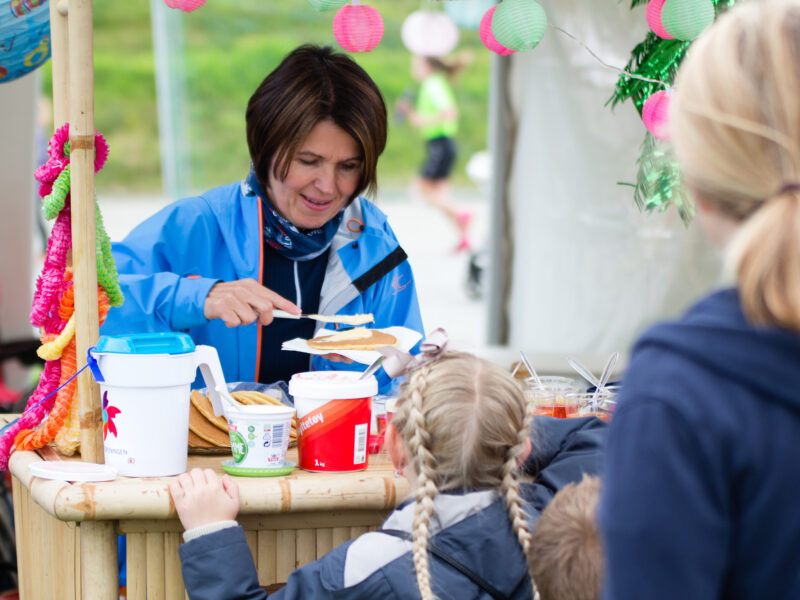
(289, 371), (378, 400)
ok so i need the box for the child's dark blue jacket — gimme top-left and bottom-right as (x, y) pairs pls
(179, 416), (606, 599)
(601, 288), (800, 600)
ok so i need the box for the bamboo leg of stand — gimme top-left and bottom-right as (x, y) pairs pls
(257, 530), (277, 586)
(145, 532), (166, 599)
(67, 0), (104, 463)
(79, 521), (118, 599)
(127, 533), (146, 600)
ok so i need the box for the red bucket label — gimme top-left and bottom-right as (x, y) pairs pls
(296, 397), (371, 471)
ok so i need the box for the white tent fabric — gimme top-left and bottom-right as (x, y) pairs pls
(503, 0), (721, 355)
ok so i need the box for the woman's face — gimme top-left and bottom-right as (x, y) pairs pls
(267, 119), (363, 230)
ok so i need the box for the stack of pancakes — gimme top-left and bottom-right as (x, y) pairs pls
(307, 327), (397, 351)
(188, 390), (298, 454)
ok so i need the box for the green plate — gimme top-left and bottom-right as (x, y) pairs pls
(221, 459), (296, 478)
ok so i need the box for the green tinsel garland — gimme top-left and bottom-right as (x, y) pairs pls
(612, 0), (737, 225)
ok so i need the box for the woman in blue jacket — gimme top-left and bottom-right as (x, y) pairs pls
(170, 352), (607, 600)
(103, 45), (423, 389)
(601, 4), (800, 599)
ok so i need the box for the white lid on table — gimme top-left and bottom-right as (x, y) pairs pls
(29, 461), (118, 482)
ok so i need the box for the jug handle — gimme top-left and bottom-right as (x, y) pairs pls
(194, 345), (228, 417)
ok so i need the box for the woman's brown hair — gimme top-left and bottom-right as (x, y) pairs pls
(246, 44), (387, 201)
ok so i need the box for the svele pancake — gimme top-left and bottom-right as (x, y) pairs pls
(307, 327), (398, 351)
(188, 390), (298, 452)
(188, 400), (230, 447)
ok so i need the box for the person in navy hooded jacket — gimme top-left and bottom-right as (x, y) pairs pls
(170, 351), (606, 599)
(600, 4), (800, 599)
(102, 45), (423, 391)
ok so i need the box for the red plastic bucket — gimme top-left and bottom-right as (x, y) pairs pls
(289, 371), (378, 472)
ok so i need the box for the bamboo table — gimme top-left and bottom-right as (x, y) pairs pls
(8, 434), (408, 600)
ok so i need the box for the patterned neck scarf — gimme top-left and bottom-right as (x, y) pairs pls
(245, 168), (344, 262)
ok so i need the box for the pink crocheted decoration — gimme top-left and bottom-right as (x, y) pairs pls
(31, 124), (110, 327)
(47, 123), (69, 160)
(35, 157), (68, 198)
(30, 212), (71, 328)
(35, 123), (110, 197)
(93, 131), (110, 172)
(0, 359), (61, 470)
(2, 123), (115, 468)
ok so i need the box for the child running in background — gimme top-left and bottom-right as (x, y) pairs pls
(170, 351), (606, 599)
(397, 54), (473, 253)
(531, 475), (603, 600)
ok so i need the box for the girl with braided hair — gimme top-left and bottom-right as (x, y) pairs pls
(384, 351), (538, 600)
(170, 351), (606, 599)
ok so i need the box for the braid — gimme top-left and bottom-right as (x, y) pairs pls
(502, 410), (538, 595)
(405, 366), (439, 600)
(392, 352), (536, 599)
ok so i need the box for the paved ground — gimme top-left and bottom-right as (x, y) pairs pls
(99, 187), (490, 347)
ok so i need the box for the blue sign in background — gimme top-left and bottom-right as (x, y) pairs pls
(0, 0), (51, 84)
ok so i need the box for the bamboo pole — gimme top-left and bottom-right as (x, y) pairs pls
(67, 0), (104, 463)
(49, 0), (70, 126)
(79, 521), (118, 599)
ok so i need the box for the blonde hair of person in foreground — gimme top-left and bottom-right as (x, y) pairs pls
(530, 475), (602, 600)
(671, 0), (800, 332)
(386, 351), (537, 600)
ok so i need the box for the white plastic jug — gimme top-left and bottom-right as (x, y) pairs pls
(89, 333), (228, 477)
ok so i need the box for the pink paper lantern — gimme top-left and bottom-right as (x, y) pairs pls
(479, 6), (516, 56)
(164, 0), (207, 12)
(646, 0), (674, 39)
(333, 4), (384, 53)
(642, 90), (672, 140)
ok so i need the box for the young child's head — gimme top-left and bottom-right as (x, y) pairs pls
(671, 1), (800, 331)
(530, 475), (603, 600)
(387, 351), (534, 600)
(411, 54), (469, 82)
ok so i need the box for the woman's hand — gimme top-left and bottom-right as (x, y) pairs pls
(169, 468), (240, 531)
(203, 278), (301, 327)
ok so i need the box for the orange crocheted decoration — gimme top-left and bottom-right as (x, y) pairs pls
(15, 286), (111, 451)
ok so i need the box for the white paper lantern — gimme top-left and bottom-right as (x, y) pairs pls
(401, 10), (459, 57)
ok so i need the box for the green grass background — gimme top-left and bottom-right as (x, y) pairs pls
(41, 0), (490, 195)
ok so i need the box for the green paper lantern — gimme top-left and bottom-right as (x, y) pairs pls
(306, 0), (347, 12)
(661, 0), (714, 41)
(492, 0), (547, 52)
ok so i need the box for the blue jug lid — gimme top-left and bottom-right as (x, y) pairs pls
(94, 333), (196, 355)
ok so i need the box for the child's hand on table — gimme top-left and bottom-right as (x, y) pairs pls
(169, 468), (240, 531)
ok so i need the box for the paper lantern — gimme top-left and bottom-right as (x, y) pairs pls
(492, 0), (547, 53)
(164, 0), (207, 11)
(333, 4), (384, 53)
(401, 10), (459, 57)
(642, 90), (672, 140)
(479, 6), (515, 56)
(307, 0), (347, 11)
(661, 0), (714, 41)
(445, 0), (497, 31)
(0, 0), (50, 84)
(646, 0), (674, 39)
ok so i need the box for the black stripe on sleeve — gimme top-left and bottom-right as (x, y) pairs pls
(352, 246), (408, 293)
